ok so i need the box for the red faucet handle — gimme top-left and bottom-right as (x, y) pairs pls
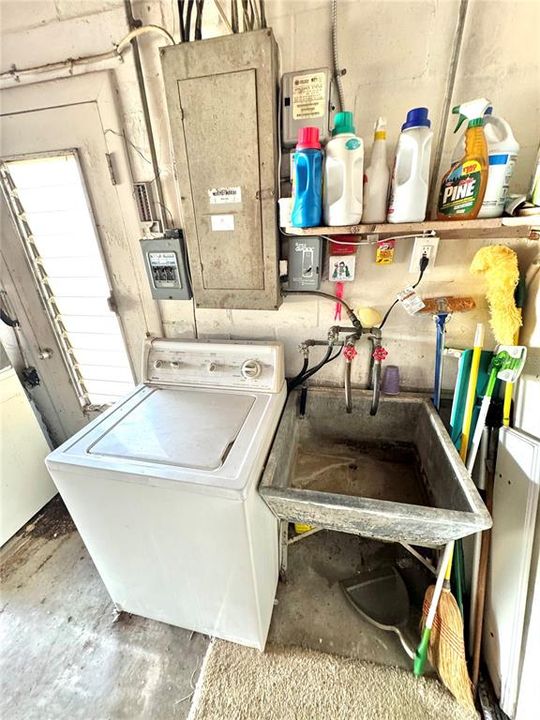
(373, 346), (388, 362)
(343, 345), (358, 361)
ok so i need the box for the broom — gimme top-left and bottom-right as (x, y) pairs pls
(421, 545), (475, 709)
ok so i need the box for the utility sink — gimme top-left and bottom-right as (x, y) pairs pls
(260, 388), (492, 547)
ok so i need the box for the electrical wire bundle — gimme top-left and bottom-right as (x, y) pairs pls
(178, 0), (205, 41)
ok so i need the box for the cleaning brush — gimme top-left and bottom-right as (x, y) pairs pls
(421, 547), (475, 710)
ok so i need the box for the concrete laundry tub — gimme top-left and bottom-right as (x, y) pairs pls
(260, 388), (492, 548)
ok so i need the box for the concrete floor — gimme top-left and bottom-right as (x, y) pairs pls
(1, 497), (431, 719)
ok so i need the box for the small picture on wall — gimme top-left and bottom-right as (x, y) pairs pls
(329, 255), (356, 282)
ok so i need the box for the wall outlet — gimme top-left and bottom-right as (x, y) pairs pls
(409, 235), (440, 273)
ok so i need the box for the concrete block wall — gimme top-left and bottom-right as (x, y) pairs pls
(1, 0), (538, 391)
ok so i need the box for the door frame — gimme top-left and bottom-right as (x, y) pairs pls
(0, 71), (163, 381)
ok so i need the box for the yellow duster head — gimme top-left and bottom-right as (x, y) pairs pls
(470, 245), (521, 345)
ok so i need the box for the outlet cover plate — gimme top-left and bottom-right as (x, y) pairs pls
(409, 235), (440, 274)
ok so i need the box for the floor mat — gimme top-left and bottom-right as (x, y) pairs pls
(188, 640), (478, 720)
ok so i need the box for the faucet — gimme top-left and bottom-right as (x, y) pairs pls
(293, 324), (386, 416)
(342, 326), (386, 415)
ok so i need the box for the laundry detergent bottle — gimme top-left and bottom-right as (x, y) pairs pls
(437, 99), (489, 220)
(291, 126), (323, 228)
(387, 107), (433, 223)
(363, 117), (390, 224)
(323, 111), (364, 226)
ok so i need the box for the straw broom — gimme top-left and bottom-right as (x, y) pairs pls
(421, 548), (475, 710)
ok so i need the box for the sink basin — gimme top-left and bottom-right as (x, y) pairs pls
(260, 388), (492, 547)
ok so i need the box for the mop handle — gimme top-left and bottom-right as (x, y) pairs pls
(460, 323), (484, 461)
(466, 367), (498, 474)
(426, 541), (455, 629)
(433, 313), (449, 411)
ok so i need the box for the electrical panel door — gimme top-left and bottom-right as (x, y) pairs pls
(161, 30), (280, 310)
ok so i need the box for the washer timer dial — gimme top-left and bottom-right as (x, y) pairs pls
(241, 359), (262, 379)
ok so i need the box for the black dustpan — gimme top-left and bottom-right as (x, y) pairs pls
(340, 566), (414, 659)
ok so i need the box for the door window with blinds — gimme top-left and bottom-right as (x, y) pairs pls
(0, 151), (134, 407)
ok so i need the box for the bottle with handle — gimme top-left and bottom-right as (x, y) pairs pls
(363, 117), (390, 224)
(291, 127), (323, 228)
(323, 111), (364, 226)
(478, 115), (519, 218)
(387, 107), (433, 223)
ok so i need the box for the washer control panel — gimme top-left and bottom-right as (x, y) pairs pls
(143, 338), (284, 393)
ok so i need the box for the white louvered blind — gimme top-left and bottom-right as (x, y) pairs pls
(1, 152), (134, 407)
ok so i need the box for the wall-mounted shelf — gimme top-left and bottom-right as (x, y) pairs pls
(284, 215), (540, 240)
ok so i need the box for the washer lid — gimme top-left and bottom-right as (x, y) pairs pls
(88, 387), (254, 470)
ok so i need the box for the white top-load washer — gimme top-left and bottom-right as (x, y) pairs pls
(46, 338), (286, 649)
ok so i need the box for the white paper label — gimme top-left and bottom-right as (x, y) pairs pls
(208, 186), (242, 205)
(211, 214), (235, 232)
(397, 286), (425, 315)
(292, 72), (326, 120)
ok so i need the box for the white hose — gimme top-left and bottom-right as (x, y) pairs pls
(116, 25), (176, 53)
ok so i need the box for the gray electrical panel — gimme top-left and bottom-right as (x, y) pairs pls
(281, 68), (336, 147)
(161, 30), (281, 311)
(287, 236), (323, 291)
(140, 230), (192, 300)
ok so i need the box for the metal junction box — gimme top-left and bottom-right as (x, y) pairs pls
(140, 230), (191, 300)
(161, 30), (281, 310)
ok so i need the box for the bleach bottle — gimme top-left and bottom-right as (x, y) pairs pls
(450, 102), (520, 218)
(323, 111), (364, 226)
(291, 127), (323, 228)
(387, 108), (433, 223)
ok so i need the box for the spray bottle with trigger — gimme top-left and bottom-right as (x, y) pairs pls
(437, 98), (490, 220)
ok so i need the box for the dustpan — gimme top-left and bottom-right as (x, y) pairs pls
(340, 566), (414, 659)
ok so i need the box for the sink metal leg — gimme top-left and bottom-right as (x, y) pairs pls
(279, 520), (288, 581)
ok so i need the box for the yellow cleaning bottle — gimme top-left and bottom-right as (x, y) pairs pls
(437, 99), (490, 220)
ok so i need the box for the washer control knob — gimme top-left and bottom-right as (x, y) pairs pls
(153, 360), (163, 369)
(207, 362), (217, 373)
(241, 359), (262, 379)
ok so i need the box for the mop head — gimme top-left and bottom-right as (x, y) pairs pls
(422, 585), (475, 710)
(470, 245), (521, 345)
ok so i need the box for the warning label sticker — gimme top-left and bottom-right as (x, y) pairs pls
(292, 72), (326, 120)
(208, 186), (242, 205)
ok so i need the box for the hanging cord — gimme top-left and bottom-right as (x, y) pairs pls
(283, 289), (363, 332)
(195, 0), (204, 40)
(331, 0), (345, 111)
(185, 0), (195, 41)
(116, 24), (175, 52)
(213, 0), (234, 33)
(378, 254), (430, 330)
(231, 0), (239, 32)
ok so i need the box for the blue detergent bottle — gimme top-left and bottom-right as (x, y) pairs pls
(291, 126), (323, 228)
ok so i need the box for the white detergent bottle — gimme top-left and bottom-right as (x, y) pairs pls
(451, 108), (519, 218)
(387, 107), (433, 223)
(363, 117), (390, 223)
(323, 111), (364, 226)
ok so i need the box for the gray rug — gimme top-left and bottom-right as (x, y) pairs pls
(189, 640), (478, 720)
